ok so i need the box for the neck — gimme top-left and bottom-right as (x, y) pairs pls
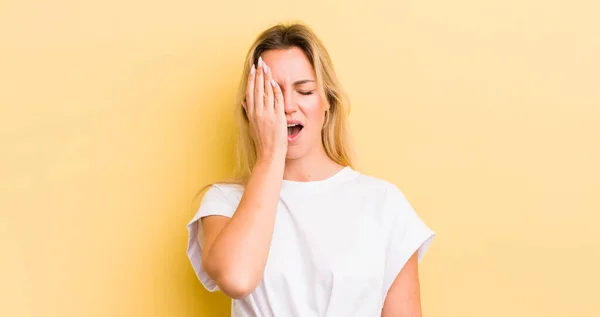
(283, 145), (345, 182)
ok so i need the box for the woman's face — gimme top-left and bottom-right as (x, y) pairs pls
(261, 47), (326, 160)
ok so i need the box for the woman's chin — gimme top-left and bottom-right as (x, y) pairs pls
(285, 146), (307, 160)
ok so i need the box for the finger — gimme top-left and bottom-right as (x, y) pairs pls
(254, 56), (265, 112)
(271, 79), (284, 115)
(263, 63), (274, 110)
(246, 64), (256, 116)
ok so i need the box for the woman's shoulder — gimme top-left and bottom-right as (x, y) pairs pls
(210, 182), (244, 193)
(350, 170), (418, 213)
(201, 182), (245, 204)
(350, 169), (406, 197)
(344, 170), (419, 225)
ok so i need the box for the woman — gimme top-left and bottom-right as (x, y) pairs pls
(187, 22), (435, 317)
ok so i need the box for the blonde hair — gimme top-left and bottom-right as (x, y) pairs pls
(193, 21), (354, 202)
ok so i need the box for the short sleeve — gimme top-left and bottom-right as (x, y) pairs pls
(186, 184), (241, 292)
(381, 185), (436, 298)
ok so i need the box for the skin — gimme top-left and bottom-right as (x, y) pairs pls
(199, 47), (423, 316)
(260, 48), (342, 181)
(382, 252), (423, 316)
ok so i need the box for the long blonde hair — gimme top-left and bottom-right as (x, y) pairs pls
(193, 22), (354, 203)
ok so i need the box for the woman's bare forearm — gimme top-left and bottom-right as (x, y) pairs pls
(203, 154), (284, 298)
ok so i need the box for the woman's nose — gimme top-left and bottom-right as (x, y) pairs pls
(283, 91), (297, 114)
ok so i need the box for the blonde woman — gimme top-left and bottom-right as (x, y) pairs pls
(187, 22), (435, 317)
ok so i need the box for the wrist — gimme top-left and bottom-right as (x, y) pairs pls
(256, 149), (286, 165)
(253, 154), (285, 179)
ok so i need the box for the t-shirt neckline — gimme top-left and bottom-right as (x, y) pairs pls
(281, 166), (358, 190)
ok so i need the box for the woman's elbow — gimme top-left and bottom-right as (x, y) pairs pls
(203, 257), (258, 299)
(217, 274), (257, 299)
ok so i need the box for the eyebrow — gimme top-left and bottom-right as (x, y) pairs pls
(293, 79), (315, 86)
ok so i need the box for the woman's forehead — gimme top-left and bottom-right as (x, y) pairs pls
(261, 48), (315, 80)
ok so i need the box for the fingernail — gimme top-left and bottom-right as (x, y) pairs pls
(250, 64), (255, 74)
(258, 56), (263, 68)
(270, 79), (277, 87)
(264, 63), (268, 74)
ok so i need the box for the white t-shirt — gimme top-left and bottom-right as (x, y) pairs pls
(186, 166), (435, 317)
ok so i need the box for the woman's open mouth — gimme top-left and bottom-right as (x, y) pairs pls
(287, 124), (303, 142)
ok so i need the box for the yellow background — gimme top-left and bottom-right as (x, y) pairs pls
(1, 0), (599, 316)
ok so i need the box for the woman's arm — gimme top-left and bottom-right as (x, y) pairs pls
(198, 59), (287, 299)
(381, 252), (423, 317)
(200, 156), (284, 299)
